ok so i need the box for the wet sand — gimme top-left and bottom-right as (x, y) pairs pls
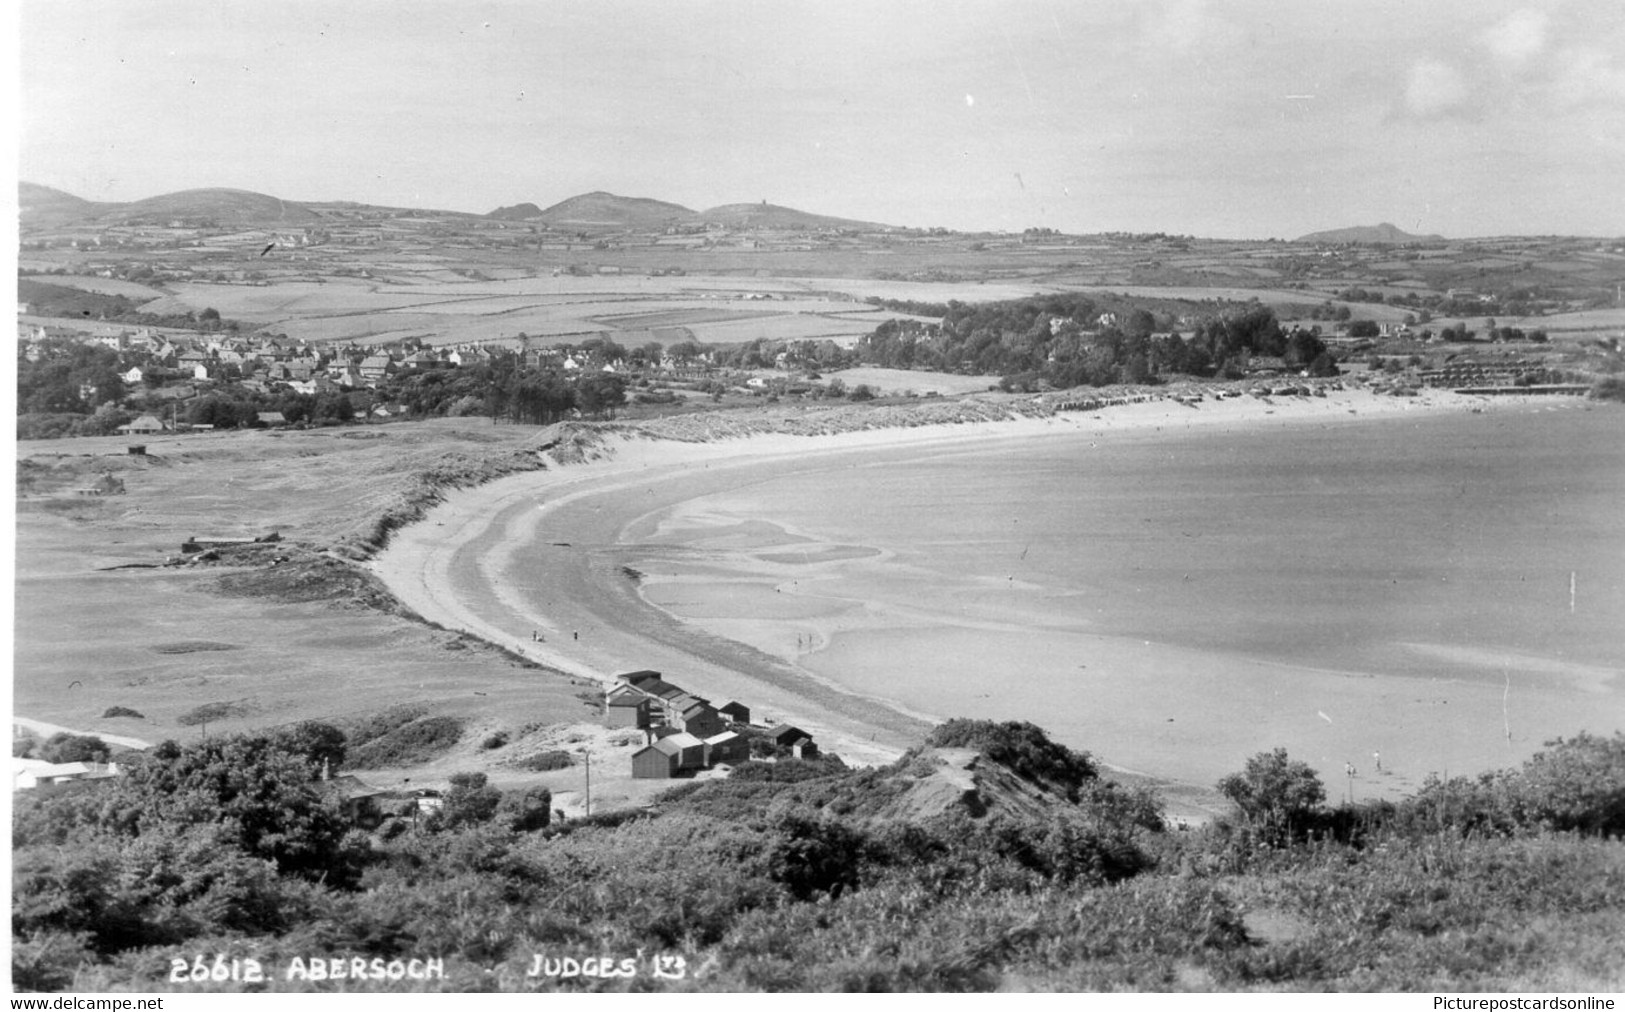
(373, 389), (1616, 800)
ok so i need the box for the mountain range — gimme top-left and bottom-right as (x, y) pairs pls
(21, 181), (1458, 240)
(19, 182), (890, 233)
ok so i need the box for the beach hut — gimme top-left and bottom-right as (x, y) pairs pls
(766, 724), (811, 748)
(704, 731), (748, 765)
(632, 732), (706, 778)
(680, 702), (725, 739)
(662, 732), (707, 770)
(605, 694), (651, 730)
(632, 740), (682, 779)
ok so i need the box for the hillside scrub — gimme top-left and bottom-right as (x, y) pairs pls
(11, 720), (1625, 992)
(345, 708), (465, 769)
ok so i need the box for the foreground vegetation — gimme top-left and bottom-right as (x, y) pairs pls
(12, 720), (1624, 992)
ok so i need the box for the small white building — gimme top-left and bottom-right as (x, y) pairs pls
(13, 759), (121, 791)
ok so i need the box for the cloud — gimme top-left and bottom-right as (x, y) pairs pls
(1404, 58), (1471, 118)
(1482, 9), (1549, 66)
(1139, 0), (1244, 58)
(1552, 47), (1625, 108)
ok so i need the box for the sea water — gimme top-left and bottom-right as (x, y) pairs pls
(624, 404), (1625, 791)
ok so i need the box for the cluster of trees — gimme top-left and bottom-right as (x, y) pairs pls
(858, 295), (1334, 388)
(16, 338), (127, 414)
(1439, 321), (1550, 344)
(481, 370), (628, 425)
(1325, 284), (1566, 320)
(11, 721), (557, 989)
(1306, 301), (1355, 321)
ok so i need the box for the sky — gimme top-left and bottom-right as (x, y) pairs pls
(13, 0), (1625, 238)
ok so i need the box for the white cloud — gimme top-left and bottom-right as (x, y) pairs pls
(1482, 9), (1549, 66)
(1552, 47), (1625, 108)
(1405, 58), (1470, 118)
(1139, 0), (1244, 58)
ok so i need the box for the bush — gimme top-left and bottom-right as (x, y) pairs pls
(268, 721), (347, 776)
(729, 757), (850, 783)
(1589, 376), (1625, 402)
(177, 700), (254, 726)
(1516, 732), (1625, 835)
(1216, 748), (1325, 845)
(348, 715), (463, 769)
(1404, 733), (1625, 838)
(38, 733), (110, 764)
(101, 706), (144, 719)
(519, 750), (572, 771)
(923, 719), (1099, 800)
(503, 785), (553, 832)
(431, 772), (503, 831)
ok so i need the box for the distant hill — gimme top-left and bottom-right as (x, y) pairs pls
(486, 202), (545, 221)
(20, 181), (893, 232)
(533, 191), (695, 230)
(1297, 222), (1445, 244)
(18, 183), (111, 229)
(690, 201), (886, 231)
(19, 183), (323, 228)
(100, 188), (323, 226)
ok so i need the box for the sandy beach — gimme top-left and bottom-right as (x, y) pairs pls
(373, 387), (1621, 805)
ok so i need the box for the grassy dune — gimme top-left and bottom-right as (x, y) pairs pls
(13, 421), (591, 760)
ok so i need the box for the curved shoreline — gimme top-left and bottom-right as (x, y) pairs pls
(370, 387), (1582, 781)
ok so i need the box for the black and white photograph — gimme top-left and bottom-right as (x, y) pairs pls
(9, 0), (1625, 996)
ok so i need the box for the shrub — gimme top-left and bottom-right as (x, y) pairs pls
(729, 757), (850, 783)
(101, 706), (144, 719)
(519, 750), (572, 772)
(1515, 732), (1625, 835)
(346, 705), (429, 745)
(1589, 376), (1625, 402)
(923, 719), (1099, 799)
(177, 700), (254, 726)
(38, 733), (110, 764)
(503, 785), (553, 832)
(1216, 748), (1326, 844)
(431, 772), (503, 831)
(268, 721), (348, 775)
(119, 733), (361, 882)
(348, 716), (463, 769)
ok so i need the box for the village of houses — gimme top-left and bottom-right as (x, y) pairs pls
(16, 310), (690, 436)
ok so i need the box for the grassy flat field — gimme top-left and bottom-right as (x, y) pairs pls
(12, 422), (602, 790)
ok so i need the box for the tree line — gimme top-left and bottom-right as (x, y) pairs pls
(856, 294), (1337, 388)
